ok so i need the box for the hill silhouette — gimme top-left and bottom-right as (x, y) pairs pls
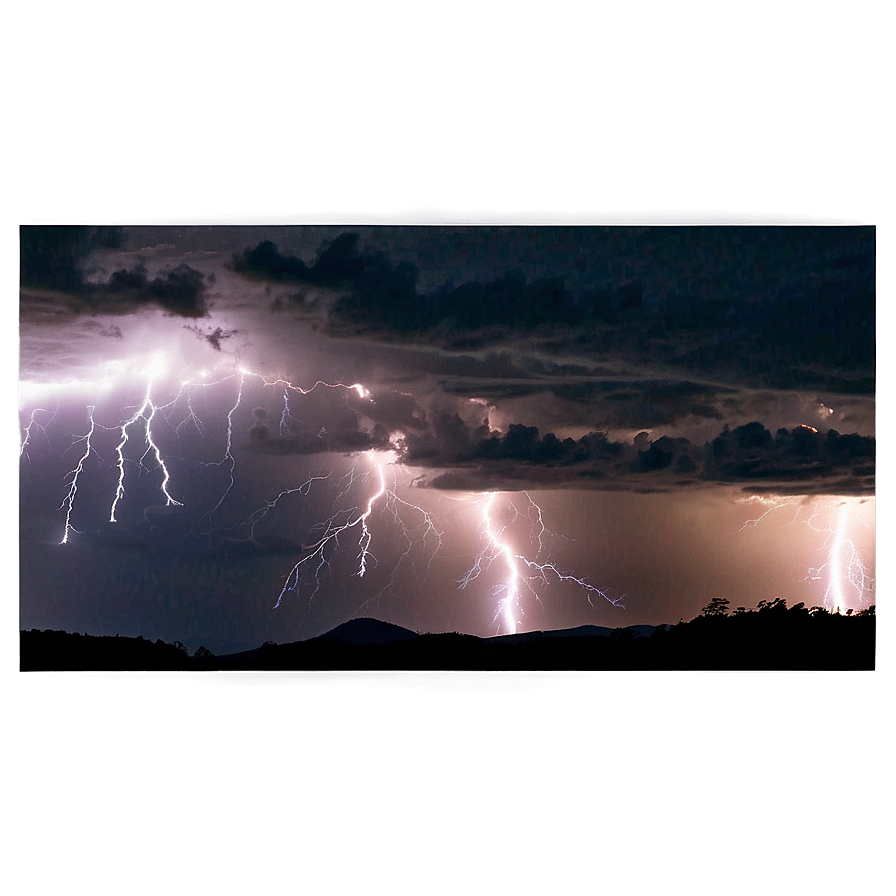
(20, 600), (875, 671)
(315, 617), (420, 646)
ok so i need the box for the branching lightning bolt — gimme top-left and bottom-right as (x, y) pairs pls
(459, 492), (620, 635)
(196, 372), (244, 524)
(235, 474), (331, 544)
(59, 407), (97, 544)
(110, 382), (182, 523)
(273, 451), (443, 613)
(273, 450), (388, 608)
(740, 495), (874, 613)
(20, 406), (58, 462)
(801, 501), (874, 612)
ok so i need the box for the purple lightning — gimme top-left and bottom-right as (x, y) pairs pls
(273, 450), (442, 612)
(20, 406), (58, 462)
(273, 449), (389, 608)
(59, 406), (98, 544)
(110, 382), (183, 523)
(459, 492), (621, 635)
(196, 371), (244, 524)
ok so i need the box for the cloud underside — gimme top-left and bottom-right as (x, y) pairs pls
(242, 404), (875, 496)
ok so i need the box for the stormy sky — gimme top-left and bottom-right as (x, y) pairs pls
(19, 225), (875, 648)
(8, 6), (894, 895)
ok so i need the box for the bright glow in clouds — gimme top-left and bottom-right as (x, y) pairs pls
(20, 347), (184, 405)
(19, 355), (874, 634)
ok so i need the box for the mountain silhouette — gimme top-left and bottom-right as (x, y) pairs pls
(314, 617), (420, 646)
(20, 602), (875, 671)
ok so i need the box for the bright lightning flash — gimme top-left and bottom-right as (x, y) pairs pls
(273, 449), (442, 611)
(59, 407), (97, 543)
(739, 495), (874, 613)
(109, 382), (183, 523)
(460, 492), (621, 635)
(802, 500), (874, 613)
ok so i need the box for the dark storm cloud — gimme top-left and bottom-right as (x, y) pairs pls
(232, 234), (576, 332)
(20, 225), (125, 292)
(230, 233), (420, 320)
(20, 225), (210, 319)
(100, 263), (209, 316)
(184, 324), (238, 351)
(344, 389), (429, 433)
(550, 380), (734, 428)
(399, 408), (493, 464)
(239, 386), (436, 457)
(230, 226), (875, 395)
(239, 384), (410, 456)
(402, 420), (874, 497)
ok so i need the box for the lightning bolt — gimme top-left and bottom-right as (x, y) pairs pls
(272, 450), (443, 614)
(59, 406), (97, 544)
(354, 470), (444, 615)
(802, 501), (874, 612)
(163, 381), (208, 440)
(110, 382), (183, 523)
(460, 492), (620, 635)
(237, 474), (331, 542)
(273, 450), (388, 608)
(196, 371), (244, 524)
(279, 387), (292, 436)
(20, 406), (58, 462)
(740, 495), (874, 613)
(238, 366), (370, 401)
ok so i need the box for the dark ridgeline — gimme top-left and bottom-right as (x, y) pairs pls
(20, 601), (875, 671)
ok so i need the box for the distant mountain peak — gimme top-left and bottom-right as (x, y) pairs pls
(315, 617), (420, 646)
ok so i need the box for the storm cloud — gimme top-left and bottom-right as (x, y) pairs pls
(21, 225), (211, 320)
(402, 419), (875, 497)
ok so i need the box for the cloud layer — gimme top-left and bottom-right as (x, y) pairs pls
(21, 226), (210, 319)
(230, 227), (875, 396)
(238, 376), (875, 496)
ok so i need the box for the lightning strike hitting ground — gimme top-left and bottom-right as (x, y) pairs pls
(802, 501), (874, 613)
(740, 495), (874, 612)
(459, 492), (620, 635)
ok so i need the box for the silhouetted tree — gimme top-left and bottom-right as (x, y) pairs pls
(701, 597), (730, 617)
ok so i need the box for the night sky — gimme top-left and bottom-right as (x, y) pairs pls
(20, 225), (875, 650)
